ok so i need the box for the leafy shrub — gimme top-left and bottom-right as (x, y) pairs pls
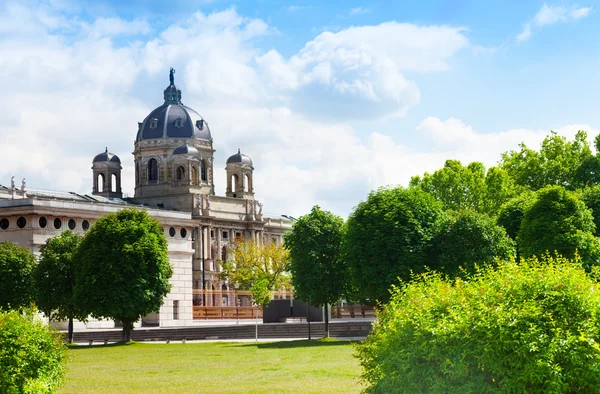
(0, 309), (66, 393)
(357, 255), (600, 393)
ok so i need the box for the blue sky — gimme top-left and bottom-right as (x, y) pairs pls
(1, 0), (599, 216)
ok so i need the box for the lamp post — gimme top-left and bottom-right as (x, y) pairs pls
(201, 225), (206, 306)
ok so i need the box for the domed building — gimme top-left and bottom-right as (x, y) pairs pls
(0, 69), (292, 329)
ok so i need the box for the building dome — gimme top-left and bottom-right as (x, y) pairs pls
(173, 142), (199, 156)
(136, 69), (212, 142)
(93, 148), (121, 163)
(226, 149), (252, 165)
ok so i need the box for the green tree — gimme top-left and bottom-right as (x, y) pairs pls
(410, 160), (515, 217)
(0, 241), (36, 310)
(357, 255), (600, 393)
(75, 208), (172, 342)
(221, 238), (290, 307)
(582, 184), (600, 236)
(496, 191), (536, 241)
(426, 210), (515, 277)
(285, 206), (347, 337)
(344, 187), (444, 304)
(518, 185), (600, 270)
(500, 130), (593, 190)
(0, 309), (66, 393)
(35, 231), (85, 344)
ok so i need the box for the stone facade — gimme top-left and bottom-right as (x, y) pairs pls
(0, 71), (292, 328)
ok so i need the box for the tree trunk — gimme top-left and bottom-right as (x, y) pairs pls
(324, 304), (330, 338)
(121, 319), (133, 342)
(68, 317), (74, 344)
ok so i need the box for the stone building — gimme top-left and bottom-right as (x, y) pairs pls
(0, 69), (292, 328)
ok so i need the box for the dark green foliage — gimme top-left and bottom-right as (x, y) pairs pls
(497, 190), (536, 240)
(426, 210), (515, 277)
(582, 184), (600, 236)
(75, 208), (172, 342)
(500, 130), (593, 190)
(0, 241), (36, 310)
(0, 309), (66, 393)
(344, 187), (444, 304)
(35, 231), (85, 344)
(357, 255), (600, 393)
(285, 206), (347, 336)
(518, 186), (600, 269)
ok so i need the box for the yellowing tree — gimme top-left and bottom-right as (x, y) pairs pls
(220, 238), (290, 307)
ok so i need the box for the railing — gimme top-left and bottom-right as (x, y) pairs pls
(332, 304), (376, 319)
(193, 306), (262, 320)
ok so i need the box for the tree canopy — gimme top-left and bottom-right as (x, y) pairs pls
(74, 208), (172, 342)
(35, 230), (85, 343)
(344, 186), (444, 304)
(426, 210), (515, 277)
(0, 241), (36, 310)
(518, 186), (600, 270)
(221, 238), (290, 307)
(285, 205), (347, 336)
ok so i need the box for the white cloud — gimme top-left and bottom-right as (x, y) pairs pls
(518, 3), (592, 42)
(350, 7), (371, 16)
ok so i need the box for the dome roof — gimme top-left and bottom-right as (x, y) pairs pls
(227, 149), (252, 165)
(173, 143), (199, 156)
(136, 69), (212, 142)
(93, 148), (121, 163)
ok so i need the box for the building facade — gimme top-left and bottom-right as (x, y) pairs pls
(0, 70), (292, 328)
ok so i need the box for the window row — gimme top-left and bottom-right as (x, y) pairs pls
(168, 227), (188, 239)
(144, 159), (208, 184)
(0, 216), (90, 231)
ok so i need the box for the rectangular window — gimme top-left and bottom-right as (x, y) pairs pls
(222, 231), (228, 240)
(210, 230), (214, 239)
(236, 232), (242, 238)
(173, 300), (179, 320)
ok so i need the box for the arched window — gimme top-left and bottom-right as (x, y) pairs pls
(97, 173), (105, 192)
(201, 160), (207, 181)
(244, 174), (250, 191)
(231, 174), (239, 193)
(176, 166), (185, 184)
(191, 166), (198, 185)
(111, 174), (117, 193)
(221, 246), (227, 262)
(148, 158), (158, 183)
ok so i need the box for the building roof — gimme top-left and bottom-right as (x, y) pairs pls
(93, 148), (121, 163)
(226, 149), (253, 165)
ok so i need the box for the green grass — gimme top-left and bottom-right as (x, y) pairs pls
(58, 339), (364, 393)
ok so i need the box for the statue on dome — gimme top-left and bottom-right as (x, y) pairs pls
(169, 68), (175, 86)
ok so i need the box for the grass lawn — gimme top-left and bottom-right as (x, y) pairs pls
(58, 339), (364, 393)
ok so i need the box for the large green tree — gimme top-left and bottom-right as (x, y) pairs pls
(285, 206), (347, 337)
(410, 160), (515, 217)
(35, 231), (85, 343)
(518, 185), (600, 270)
(0, 241), (36, 310)
(500, 130), (594, 190)
(74, 208), (172, 342)
(344, 187), (444, 304)
(426, 210), (515, 277)
(582, 184), (600, 236)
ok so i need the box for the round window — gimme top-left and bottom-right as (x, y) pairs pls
(39, 217), (47, 228)
(180, 228), (187, 238)
(0, 218), (8, 230)
(54, 218), (62, 229)
(17, 217), (27, 229)
(68, 219), (76, 230)
(82, 220), (90, 231)
(169, 227), (176, 237)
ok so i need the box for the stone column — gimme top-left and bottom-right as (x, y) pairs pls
(216, 227), (222, 272)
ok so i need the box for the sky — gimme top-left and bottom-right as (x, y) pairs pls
(1, 0), (599, 218)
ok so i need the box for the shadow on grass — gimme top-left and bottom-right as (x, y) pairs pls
(232, 339), (358, 349)
(67, 341), (138, 351)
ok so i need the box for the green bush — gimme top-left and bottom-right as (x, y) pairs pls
(357, 255), (600, 393)
(0, 310), (66, 393)
(0, 242), (36, 310)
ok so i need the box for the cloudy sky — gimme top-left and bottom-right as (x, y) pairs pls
(1, 0), (599, 218)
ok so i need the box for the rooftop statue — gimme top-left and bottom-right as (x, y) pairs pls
(169, 67), (175, 86)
